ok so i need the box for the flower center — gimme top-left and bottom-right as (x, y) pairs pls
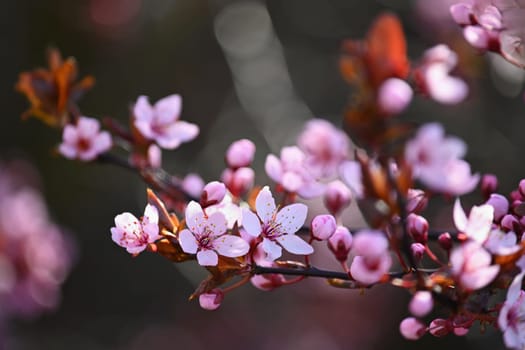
(262, 221), (283, 240)
(197, 231), (214, 249)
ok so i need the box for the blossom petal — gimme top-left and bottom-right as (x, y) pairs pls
(261, 238), (282, 261)
(77, 117), (100, 139)
(255, 186), (276, 224)
(197, 249), (218, 266)
(465, 204), (494, 243)
(165, 121), (199, 143)
(114, 212), (141, 234)
(58, 143), (77, 159)
(242, 208), (262, 237)
(154, 94), (181, 124)
(214, 235), (250, 257)
(206, 212), (228, 237)
(265, 155), (283, 183)
(178, 229), (198, 254)
(277, 234), (313, 255)
(275, 203), (307, 234)
(134, 95), (154, 121)
(453, 198), (468, 232)
(185, 201), (205, 235)
(461, 265), (500, 291)
(93, 131), (112, 154)
(508, 271), (525, 304)
(143, 204), (159, 226)
(62, 125), (78, 144)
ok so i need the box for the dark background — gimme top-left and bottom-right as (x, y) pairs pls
(1, 0), (523, 349)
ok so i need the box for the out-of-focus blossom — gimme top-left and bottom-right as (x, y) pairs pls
(415, 45), (469, 104)
(450, 241), (500, 291)
(311, 214), (337, 241)
(324, 180), (352, 217)
(221, 167), (254, 198)
(250, 258), (286, 291)
(205, 195), (242, 230)
(110, 204), (160, 255)
(147, 144), (162, 168)
(297, 119), (350, 178)
(453, 199), (494, 243)
(242, 186), (313, 261)
(400, 317), (427, 340)
(405, 123), (479, 195)
(407, 213), (429, 244)
(58, 116), (112, 161)
(225, 139), (256, 168)
(485, 193), (509, 221)
(406, 188), (428, 214)
(450, 0), (525, 68)
(198, 289), (224, 311)
(265, 146), (324, 198)
(481, 174), (499, 198)
(328, 226), (353, 262)
(350, 230), (392, 285)
(409, 291), (434, 317)
(411, 243), (426, 262)
(133, 94), (199, 149)
(438, 232), (453, 251)
(377, 78), (413, 115)
(499, 256), (525, 349)
(178, 201), (249, 266)
(181, 173), (205, 199)
(339, 160), (364, 198)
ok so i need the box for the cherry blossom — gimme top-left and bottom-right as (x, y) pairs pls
(178, 201), (249, 266)
(350, 230), (392, 285)
(499, 257), (525, 349)
(242, 186), (313, 261)
(133, 94), (199, 149)
(110, 204), (160, 255)
(265, 146), (324, 198)
(225, 139), (256, 168)
(377, 77), (413, 115)
(58, 116), (112, 161)
(450, 241), (500, 291)
(328, 226), (353, 262)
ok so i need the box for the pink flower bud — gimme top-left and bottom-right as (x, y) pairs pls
(411, 243), (425, 263)
(407, 214), (429, 244)
(438, 232), (453, 251)
(377, 78), (413, 115)
(225, 139), (256, 168)
(428, 318), (451, 337)
(485, 193), (509, 222)
(481, 174), (498, 199)
(409, 291), (433, 317)
(199, 289), (224, 310)
(352, 230), (388, 258)
(449, 3), (472, 25)
(147, 144), (162, 168)
(519, 179), (525, 198)
(182, 174), (204, 199)
(251, 273), (286, 291)
(201, 181), (227, 207)
(501, 214), (519, 232)
(311, 214), (337, 241)
(399, 317), (426, 340)
(463, 26), (490, 50)
(327, 226), (352, 262)
(406, 189), (428, 214)
(221, 167), (255, 197)
(324, 180), (352, 216)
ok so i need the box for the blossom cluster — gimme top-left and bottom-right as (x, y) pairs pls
(14, 4), (525, 349)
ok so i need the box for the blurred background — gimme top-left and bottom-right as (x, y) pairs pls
(1, 0), (524, 349)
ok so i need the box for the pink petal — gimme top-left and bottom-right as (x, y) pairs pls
(280, 146), (305, 168)
(213, 235), (250, 257)
(463, 25), (490, 50)
(261, 238), (282, 261)
(93, 131), (112, 154)
(242, 208), (262, 237)
(265, 154), (283, 183)
(478, 5), (502, 30)
(143, 204), (159, 225)
(350, 255), (391, 285)
(114, 212), (141, 234)
(166, 121), (199, 143)
(281, 171), (303, 192)
(197, 249), (218, 266)
(134, 120), (155, 140)
(185, 201), (205, 235)
(453, 198), (468, 232)
(450, 3), (473, 25)
(178, 229), (198, 254)
(77, 117), (101, 139)
(153, 94), (182, 124)
(134, 95), (154, 121)
(276, 234), (314, 255)
(255, 186), (276, 224)
(58, 143), (77, 159)
(461, 265), (500, 290)
(62, 125), (78, 144)
(428, 69), (469, 104)
(507, 271), (525, 304)
(275, 203), (307, 234)
(465, 204), (494, 243)
(155, 134), (182, 150)
(205, 212), (228, 237)
(339, 161), (363, 198)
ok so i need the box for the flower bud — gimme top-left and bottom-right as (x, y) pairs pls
(411, 243), (425, 263)
(221, 167), (254, 197)
(428, 318), (451, 337)
(501, 214), (519, 232)
(225, 139), (256, 168)
(352, 230), (388, 258)
(201, 181), (227, 207)
(199, 289), (224, 311)
(182, 173), (204, 199)
(519, 179), (525, 198)
(377, 78), (413, 116)
(438, 232), (453, 251)
(485, 193), (509, 222)
(399, 317), (426, 340)
(409, 291), (433, 317)
(463, 26), (490, 50)
(407, 214), (429, 244)
(327, 226), (352, 262)
(311, 214), (337, 241)
(251, 273), (286, 291)
(450, 3), (473, 25)
(406, 189), (428, 213)
(147, 144), (162, 168)
(324, 180), (352, 216)
(481, 174), (498, 199)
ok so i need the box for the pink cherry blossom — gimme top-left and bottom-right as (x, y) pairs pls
(415, 45), (468, 104)
(265, 146), (324, 198)
(178, 201), (249, 266)
(205, 195), (242, 230)
(133, 94), (199, 149)
(453, 199), (494, 244)
(296, 119), (350, 178)
(405, 123), (479, 195)
(111, 204), (160, 255)
(201, 181), (227, 207)
(450, 241), (500, 291)
(58, 116), (112, 161)
(225, 139), (256, 168)
(311, 214), (337, 241)
(221, 167), (254, 197)
(182, 173), (205, 199)
(242, 186), (313, 261)
(499, 256), (525, 349)
(199, 289), (224, 311)
(350, 230), (392, 285)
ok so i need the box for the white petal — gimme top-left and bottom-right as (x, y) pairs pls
(255, 186), (276, 224)
(154, 94), (182, 124)
(134, 96), (154, 121)
(453, 198), (468, 232)
(166, 121), (199, 143)
(178, 229), (198, 254)
(262, 239), (282, 261)
(508, 271), (525, 304)
(275, 203), (307, 234)
(214, 235), (250, 257)
(197, 249), (218, 266)
(93, 132), (112, 154)
(185, 201), (205, 234)
(242, 208), (262, 237)
(277, 235), (314, 255)
(62, 125), (78, 144)
(143, 204), (159, 225)
(206, 212), (228, 237)
(114, 212), (141, 234)
(77, 117), (100, 139)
